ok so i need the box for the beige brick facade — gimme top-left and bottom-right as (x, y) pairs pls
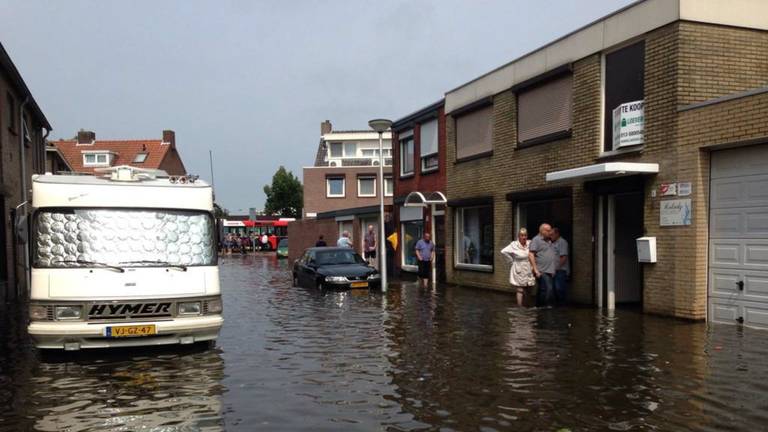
(444, 21), (768, 320)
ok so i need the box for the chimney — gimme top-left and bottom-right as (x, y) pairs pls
(77, 130), (95, 144)
(162, 130), (175, 147)
(321, 120), (332, 136)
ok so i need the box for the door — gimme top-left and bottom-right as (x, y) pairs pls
(435, 214), (446, 282)
(599, 192), (644, 308)
(613, 193), (643, 303)
(709, 144), (768, 328)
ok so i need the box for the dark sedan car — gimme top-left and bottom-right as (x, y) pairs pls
(292, 247), (380, 290)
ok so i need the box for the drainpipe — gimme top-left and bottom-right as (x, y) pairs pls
(41, 127), (50, 173)
(17, 97), (30, 299)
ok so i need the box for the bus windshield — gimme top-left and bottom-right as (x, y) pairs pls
(34, 208), (216, 268)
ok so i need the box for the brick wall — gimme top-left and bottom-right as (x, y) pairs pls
(444, 20), (768, 320)
(303, 166), (392, 216)
(287, 218), (338, 262)
(0, 74), (48, 301)
(445, 54), (602, 302)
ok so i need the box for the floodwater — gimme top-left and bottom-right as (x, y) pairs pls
(2, 255), (768, 431)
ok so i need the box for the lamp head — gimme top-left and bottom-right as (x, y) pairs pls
(368, 118), (393, 133)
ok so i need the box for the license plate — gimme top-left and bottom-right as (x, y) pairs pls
(105, 324), (157, 338)
(350, 282), (369, 288)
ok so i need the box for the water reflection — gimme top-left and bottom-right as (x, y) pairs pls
(2, 256), (768, 431)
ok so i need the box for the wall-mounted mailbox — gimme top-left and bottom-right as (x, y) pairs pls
(636, 237), (657, 263)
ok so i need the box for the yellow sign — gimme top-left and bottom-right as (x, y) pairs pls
(107, 324), (157, 338)
(350, 282), (369, 289)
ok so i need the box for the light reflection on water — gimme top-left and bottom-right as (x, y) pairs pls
(1, 255), (768, 431)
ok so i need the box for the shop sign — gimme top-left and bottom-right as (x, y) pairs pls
(660, 183), (677, 196)
(660, 199), (692, 226)
(612, 100), (644, 149)
(677, 182), (692, 197)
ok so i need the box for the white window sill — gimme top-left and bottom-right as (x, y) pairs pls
(357, 194), (376, 198)
(598, 145), (643, 159)
(455, 263), (493, 273)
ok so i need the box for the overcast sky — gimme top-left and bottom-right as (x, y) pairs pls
(1, 0), (632, 213)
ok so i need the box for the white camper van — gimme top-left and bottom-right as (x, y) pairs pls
(26, 166), (223, 350)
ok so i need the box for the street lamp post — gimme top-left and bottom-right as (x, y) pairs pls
(368, 118), (392, 292)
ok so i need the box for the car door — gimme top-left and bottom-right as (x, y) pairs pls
(299, 251), (318, 287)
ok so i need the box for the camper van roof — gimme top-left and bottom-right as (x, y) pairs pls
(33, 173), (210, 188)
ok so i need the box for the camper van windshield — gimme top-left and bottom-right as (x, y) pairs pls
(33, 208), (216, 268)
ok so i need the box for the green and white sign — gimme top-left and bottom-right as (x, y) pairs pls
(612, 100), (644, 149)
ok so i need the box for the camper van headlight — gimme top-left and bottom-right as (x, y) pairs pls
(178, 301), (202, 316)
(205, 297), (222, 314)
(29, 304), (49, 321)
(54, 305), (82, 321)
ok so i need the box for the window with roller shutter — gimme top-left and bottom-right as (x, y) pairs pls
(517, 74), (573, 146)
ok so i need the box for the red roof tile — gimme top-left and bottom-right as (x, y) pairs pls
(53, 139), (179, 174)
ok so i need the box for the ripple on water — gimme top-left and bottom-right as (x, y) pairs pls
(1, 255), (768, 431)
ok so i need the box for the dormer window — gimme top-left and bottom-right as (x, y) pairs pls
(83, 152), (110, 166)
(133, 153), (148, 163)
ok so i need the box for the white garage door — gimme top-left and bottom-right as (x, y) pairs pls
(709, 144), (768, 328)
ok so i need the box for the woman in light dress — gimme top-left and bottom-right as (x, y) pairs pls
(501, 227), (536, 307)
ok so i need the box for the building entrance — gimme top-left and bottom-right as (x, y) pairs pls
(598, 191), (644, 308)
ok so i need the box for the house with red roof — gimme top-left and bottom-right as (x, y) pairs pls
(53, 129), (187, 175)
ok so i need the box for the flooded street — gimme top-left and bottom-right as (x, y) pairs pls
(2, 255), (768, 431)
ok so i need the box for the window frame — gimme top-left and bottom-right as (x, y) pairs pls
(6, 92), (17, 133)
(454, 204), (494, 272)
(343, 142), (357, 157)
(400, 219), (424, 272)
(419, 119), (439, 172)
(384, 176), (393, 197)
(399, 135), (414, 177)
(133, 152), (149, 163)
(454, 103), (493, 162)
(515, 73), (574, 148)
(601, 38), (646, 153)
(357, 176), (376, 198)
(82, 152), (110, 166)
(328, 142), (343, 158)
(326, 176), (346, 198)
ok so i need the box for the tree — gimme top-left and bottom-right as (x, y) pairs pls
(263, 166), (303, 218)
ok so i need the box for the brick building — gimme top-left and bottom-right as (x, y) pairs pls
(439, 0), (768, 324)
(303, 120), (393, 218)
(53, 129), (187, 175)
(298, 121), (394, 257)
(0, 42), (52, 301)
(391, 100), (447, 278)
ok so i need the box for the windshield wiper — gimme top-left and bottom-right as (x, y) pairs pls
(52, 259), (125, 273)
(120, 260), (188, 271)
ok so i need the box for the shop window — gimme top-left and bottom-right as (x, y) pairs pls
(384, 177), (393, 197)
(357, 176), (376, 197)
(420, 119), (439, 171)
(329, 142), (343, 158)
(400, 134), (414, 176)
(603, 40), (645, 152)
(455, 205), (494, 269)
(455, 105), (492, 160)
(401, 220), (424, 270)
(326, 177), (345, 197)
(517, 74), (572, 145)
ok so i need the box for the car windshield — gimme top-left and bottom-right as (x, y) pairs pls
(315, 250), (365, 265)
(33, 208), (216, 268)
(278, 239), (288, 248)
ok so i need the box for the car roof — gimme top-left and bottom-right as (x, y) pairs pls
(306, 247), (356, 252)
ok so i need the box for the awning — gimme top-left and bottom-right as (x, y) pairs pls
(404, 191), (447, 207)
(545, 162), (659, 182)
